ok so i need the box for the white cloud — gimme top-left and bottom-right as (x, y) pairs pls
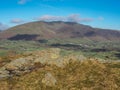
(36, 14), (93, 23)
(67, 14), (93, 22)
(10, 19), (24, 24)
(18, 0), (31, 4)
(0, 23), (9, 30)
(67, 14), (80, 22)
(18, 0), (62, 4)
(36, 15), (65, 21)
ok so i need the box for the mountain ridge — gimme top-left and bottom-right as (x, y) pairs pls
(0, 21), (120, 41)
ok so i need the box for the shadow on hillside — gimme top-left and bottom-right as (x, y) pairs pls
(90, 48), (110, 52)
(8, 34), (39, 41)
(114, 53), (120, 59)
(50, 43), (85, 50)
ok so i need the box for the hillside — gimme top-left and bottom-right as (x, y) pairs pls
(0, 48), (120, 90)
(0, 21), (120, 41)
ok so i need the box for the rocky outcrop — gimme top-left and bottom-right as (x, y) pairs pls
(0, 48), (120, 90)
(0, 48), (86, 79)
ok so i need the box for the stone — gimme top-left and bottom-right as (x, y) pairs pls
(42, 72), (57, 86)
(0, 68), (10, 79)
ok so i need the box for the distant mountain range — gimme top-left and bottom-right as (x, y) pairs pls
(0, 21), (120, 41)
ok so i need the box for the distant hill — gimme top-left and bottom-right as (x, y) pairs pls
(0, 21), (120, 41)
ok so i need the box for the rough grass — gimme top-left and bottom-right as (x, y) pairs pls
(0, 40), (120, 60)
(0, 40), (120, 89)
(0, 58), (120, 90)
(0, 40), (45, 56)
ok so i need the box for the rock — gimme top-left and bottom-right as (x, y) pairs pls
(0, 57), (34, 77)
(0, 68), (10, 79)
(0, 48), (86, 79)
(5, 57), (33, 71)
(42, 72), (57, 86)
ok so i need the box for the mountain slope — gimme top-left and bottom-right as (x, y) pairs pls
(0, 21), (120, 41)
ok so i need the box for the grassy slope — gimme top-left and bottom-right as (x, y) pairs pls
(0, 40), (120, 60)
(0, 49), (120, 90)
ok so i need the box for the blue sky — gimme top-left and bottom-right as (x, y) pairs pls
(0, 0), (120, 30)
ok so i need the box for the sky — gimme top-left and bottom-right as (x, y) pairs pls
(0, 0), (120, 30)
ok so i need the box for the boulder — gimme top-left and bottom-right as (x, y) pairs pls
(42, 72), (57, 86)
(0, 68), (10, 79)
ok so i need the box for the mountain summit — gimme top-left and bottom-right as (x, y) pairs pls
(0, 21), (120, 41)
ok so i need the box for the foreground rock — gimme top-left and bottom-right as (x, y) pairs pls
(0, 68), (10, 78)
(0, 48), (86, 79)
(42, 72), (57, 86)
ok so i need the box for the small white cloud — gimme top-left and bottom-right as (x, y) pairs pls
(10, 19), (24, 24)
(18, 0), (63, 4)
(80, 18), (93, 22)
(18, 0), (31, 4)
(36, 15), (65, 21)
(35, 14), (93, 23)
(0, 23), (9, 30)
(67, 14), (93, 22)
(67, 14), (80, 22)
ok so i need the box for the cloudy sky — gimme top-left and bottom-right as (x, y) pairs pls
(0, 0), (120, 30)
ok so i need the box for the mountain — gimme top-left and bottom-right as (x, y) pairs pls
(0, 21), (120, 41)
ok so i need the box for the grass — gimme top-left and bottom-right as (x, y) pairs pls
(0, 59), (120, 90)
(0, 48), (120, 89)
(0, 39), (120, 60)
(0, 40), (45, 56)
